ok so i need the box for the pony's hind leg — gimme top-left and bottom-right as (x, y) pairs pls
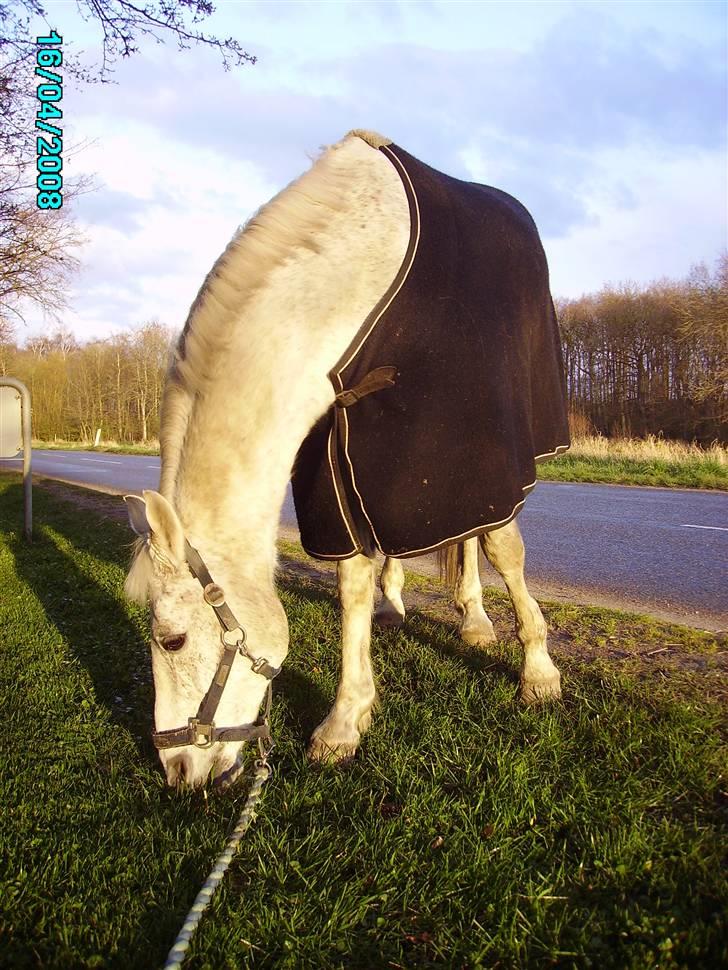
(375, 557), (406, 628)
(308, 553), (377, 763)
(456, 537), (497, 646)
(479, 521), (561, 703)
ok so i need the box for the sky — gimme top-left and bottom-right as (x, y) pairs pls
(20, 0), (728, 342)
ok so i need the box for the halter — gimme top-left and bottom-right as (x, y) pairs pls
(152, 539), (279, 752)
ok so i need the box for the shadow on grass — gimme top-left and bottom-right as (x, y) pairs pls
(7, 508), (156, 764)
(278, 567), (521, 698)
(403, 609), (520, 686)
(275, 666), (332, 740)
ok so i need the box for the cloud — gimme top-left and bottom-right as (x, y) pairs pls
(70, 6), (724, 244)
(545, 147), (727, 297)
(59, 121), (279, 339)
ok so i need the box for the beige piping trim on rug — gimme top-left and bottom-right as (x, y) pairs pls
(304, 426), (362, 560)
(334, 147), (420, 374)
(335, 145), (422, 550)
(534, 443), (571, 462)
(324, 424), (360, 554)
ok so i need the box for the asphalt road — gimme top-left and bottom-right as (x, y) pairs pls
(2, 449), (726, 631)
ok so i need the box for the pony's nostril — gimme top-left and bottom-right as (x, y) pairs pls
(166, 753), (193, 786)
(177, 756), (189, 782)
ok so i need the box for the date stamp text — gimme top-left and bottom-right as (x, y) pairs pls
(35, 30), (64, 210)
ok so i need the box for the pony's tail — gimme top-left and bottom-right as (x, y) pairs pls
(437, 542), (464, 591)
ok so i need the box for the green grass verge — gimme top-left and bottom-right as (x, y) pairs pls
(0, 477), (726, 968)
(537, 452), (726, 490)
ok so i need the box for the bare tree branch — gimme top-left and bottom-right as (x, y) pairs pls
(0, 0), (256, 327)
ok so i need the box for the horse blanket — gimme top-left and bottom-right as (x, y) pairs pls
(292, 132), (570, 560)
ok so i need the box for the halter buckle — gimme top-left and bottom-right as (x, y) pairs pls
(251, 655), (279, 677)
(188, 717), (215, 748)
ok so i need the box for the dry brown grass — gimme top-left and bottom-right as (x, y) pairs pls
(569, 433), (727, 466)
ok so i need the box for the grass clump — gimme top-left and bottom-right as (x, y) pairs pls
(0, 475), (726, 968)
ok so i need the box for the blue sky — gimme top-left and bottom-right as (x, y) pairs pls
(25, 0), (728, 341)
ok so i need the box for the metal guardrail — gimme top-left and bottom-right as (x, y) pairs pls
(0, 378), (32, 540)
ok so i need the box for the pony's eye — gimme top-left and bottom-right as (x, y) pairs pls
(160, 634), (187, 652)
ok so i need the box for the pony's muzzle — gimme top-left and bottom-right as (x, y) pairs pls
(161, 744), (246, 789)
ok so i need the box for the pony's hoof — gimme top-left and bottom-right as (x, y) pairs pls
(519, 673), (562, 704)
(307, 734), (359, 765)
(375, 603), (405, 629)
(460, 625), (498, 648)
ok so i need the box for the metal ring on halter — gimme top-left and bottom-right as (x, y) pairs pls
(221, 627), (246, 649)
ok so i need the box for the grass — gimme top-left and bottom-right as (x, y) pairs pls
(538, 435), (727, 490)
(0, 475), (726, 968)
(31, 434), (728, 490)
(31, 438), (161, 456)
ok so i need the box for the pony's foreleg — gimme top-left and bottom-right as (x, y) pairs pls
(456, 538), (497, 646)
(479, 521), (561, 703)
(308, 553), (377, 763)
(374, 557), (405, 628)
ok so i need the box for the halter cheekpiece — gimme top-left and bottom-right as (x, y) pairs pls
(151, 539), (279, 751)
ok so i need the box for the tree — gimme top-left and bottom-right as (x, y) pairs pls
(129, 320), (170, 441)
(674, 254), (728, 427)
(0, 1), (256, 326)
(0, 201), (84, 326)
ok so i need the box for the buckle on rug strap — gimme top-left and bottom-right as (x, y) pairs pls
(334, 366), (397, 407)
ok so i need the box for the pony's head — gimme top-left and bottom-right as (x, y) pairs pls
(124, 490), (288, 788)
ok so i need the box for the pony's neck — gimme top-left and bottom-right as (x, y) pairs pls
(165, 133), (411, 571)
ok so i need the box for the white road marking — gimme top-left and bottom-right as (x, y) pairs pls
(681, 524), (728, 532)
(77, 457), (123, 464)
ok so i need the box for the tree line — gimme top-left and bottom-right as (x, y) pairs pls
(557, 255), (726, 443)
(0, 257), (725, 445)
(0, 322), (171, 443)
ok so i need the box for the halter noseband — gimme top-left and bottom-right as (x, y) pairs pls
(151, 539), (279, 752)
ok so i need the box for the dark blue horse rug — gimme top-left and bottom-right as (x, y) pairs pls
(292, 131), (570, 561)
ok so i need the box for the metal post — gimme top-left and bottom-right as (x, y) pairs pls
(0, 378), (32, 540)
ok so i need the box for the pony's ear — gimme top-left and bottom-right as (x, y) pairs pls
(124, 491), (186, 572)
(124, 494), (149, 537)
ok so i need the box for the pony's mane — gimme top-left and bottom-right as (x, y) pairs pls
(155, 128), (390, 504)
(170, 131), (376, 398)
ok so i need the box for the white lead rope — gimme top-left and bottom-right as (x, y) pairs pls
(163, 759), (272, 970)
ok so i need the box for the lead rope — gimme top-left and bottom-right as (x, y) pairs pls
(162, 747), (273, 970)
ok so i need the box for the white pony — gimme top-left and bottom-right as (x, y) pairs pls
(124, 130), (564, 788)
